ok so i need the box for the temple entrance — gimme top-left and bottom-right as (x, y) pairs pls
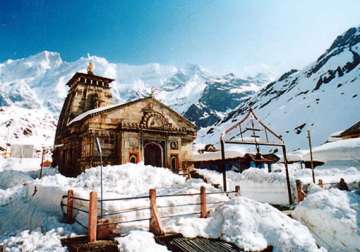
(144, 142), (163, 167)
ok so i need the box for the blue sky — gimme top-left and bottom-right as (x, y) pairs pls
(0, 0), (359, 75)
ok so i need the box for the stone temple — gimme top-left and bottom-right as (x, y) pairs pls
(53, 64), (196, 176)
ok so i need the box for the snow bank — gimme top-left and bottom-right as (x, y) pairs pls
(115, 231), (169, 252)
(196, 168), (294, 205)
(294, 166), (360, 184)
(0, 183), (74, 238)
(196, 162), (360, 205)
(1, 229), (67, 252)
(0, 158), (41, 173)
(163, 197), (322, 252)
(0, 170), (33, 189)
(1, 163), (226, 237)
(293, 188), (360, 251)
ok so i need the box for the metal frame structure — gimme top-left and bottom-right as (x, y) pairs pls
(220, 107), (293, 205)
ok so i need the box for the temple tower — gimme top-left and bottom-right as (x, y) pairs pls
(55, 63), (114, 144)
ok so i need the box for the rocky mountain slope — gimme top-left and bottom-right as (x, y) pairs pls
(198, 26), (360, 150)
(0, 52), (269, 148)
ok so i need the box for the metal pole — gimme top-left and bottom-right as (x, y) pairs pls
(99, 151), (104, 218)
(307, 130), (315, 183)
(282, 145), (293, 205)
(220, 134), (227, 192)
(39, 147), (45, 178)
(95, 137), (104, 219)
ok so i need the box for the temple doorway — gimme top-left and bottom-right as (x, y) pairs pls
(144, 142), (163, 167)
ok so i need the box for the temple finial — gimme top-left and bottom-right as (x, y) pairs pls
(87, 61), (94, 75)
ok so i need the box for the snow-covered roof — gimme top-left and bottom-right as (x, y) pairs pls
(302, 137), (360, 162)
(191, 150), (246, 162)
(67, 103), (122, 126)
(67, 96), (197, 129)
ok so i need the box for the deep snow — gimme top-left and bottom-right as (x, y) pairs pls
(0, 162), (327, 251)
(293, 188), (360, 251)
(162, 197), (323, 252)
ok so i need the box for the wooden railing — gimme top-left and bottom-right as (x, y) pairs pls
(61, 186), (241, 242)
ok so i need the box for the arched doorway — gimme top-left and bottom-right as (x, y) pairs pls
(144, 142), (163, 167)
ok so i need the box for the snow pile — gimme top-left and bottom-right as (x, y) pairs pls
(0, 158), (41, 173)
(1, 229), (67, 252)
(0, 185), (25, 206)
(0, 157), (57, 180)
(0, 183), (74, 237)
(293, 188), (360, 251)
(0, 170), (33, 189)
(164, 197), (322, 252)
(294, 166), (360, 184)
(115, 231), (169, 252)
(196, 168), (294, 205)
(0, 163), (226, 237)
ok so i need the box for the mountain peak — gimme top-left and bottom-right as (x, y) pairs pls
(28, 50), (63, 69)
(327, 26), (360, 52)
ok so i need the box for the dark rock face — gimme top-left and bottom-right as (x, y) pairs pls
(182, 76), (264, 128)
(184, 104), (220, 128)
(308, 27), (360, 78)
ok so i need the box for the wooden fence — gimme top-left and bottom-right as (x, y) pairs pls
(61, 186), (241, 242)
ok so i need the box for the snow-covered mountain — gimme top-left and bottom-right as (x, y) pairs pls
(0, 52), (269, 148)
(198, 26), (360, 150)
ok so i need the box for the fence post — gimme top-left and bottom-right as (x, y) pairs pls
(88, 191), (98, 242)
(296, 179), (305, 203)
(318, 179), (324, 188)
(149, 189), (163, 235)
(235, 185), (240, 197)
(200, 186), (207, 218)
(67, 190), (74, 224)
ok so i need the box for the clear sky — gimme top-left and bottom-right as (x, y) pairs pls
(0, 0), (360, 75)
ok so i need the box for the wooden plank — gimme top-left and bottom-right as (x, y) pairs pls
(200, 186), (207, 218)
(88, 191), (98, 242)
(149, 189), (164, 235)
(67, 190), (74, 224)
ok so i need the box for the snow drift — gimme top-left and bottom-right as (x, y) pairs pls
(163, 197), (322, 252)
(293, 188), (360, 251)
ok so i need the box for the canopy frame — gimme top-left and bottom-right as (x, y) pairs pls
(220, 107), (293, 205)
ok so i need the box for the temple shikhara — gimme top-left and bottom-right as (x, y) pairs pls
(53, 63), (196, 176)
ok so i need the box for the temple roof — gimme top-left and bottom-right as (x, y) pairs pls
(67, 96), (197, 129)
(66, 72), (114, 87)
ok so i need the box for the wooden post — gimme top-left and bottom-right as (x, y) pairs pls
(66, 190), (74, 224)
(296, 179), (305, 203)
(220, 135), (227, 192)
(88, 191), (98, 242)
(318, 179), (324, 188)
(307, 130), (315, 184)
(282, 145), (293, 205)
(200, 186), (207, 218)
(235, 185), (240, 197)
(149, 189), (163, 235)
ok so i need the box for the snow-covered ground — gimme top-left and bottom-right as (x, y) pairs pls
(293, 188), (360, 252)
(0, 161), (328, 251)
(162, 197), (323, 252)
(196, 168), (295, 205)
(196, 163), (360, 205)
(1, 229), (68, 252)
(116, 231), (169, 252)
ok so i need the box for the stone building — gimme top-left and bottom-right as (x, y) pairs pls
(53, 65), (196, 176)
